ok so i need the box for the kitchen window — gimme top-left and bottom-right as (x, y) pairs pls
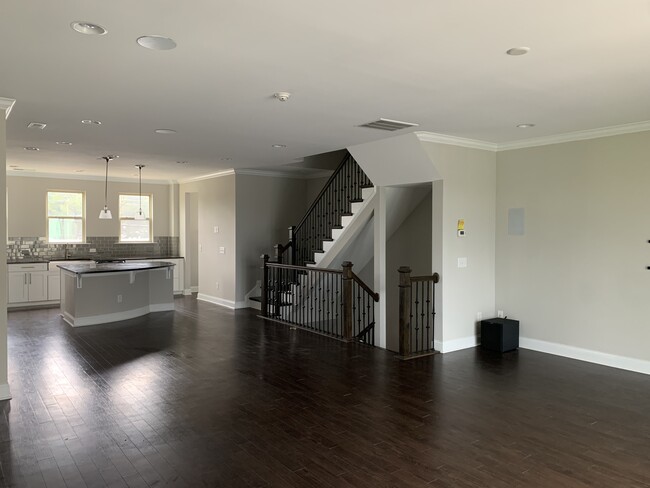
(119, 193), (152, 242)
(47, 191), (85, 243)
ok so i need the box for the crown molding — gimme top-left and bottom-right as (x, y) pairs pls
(415, 131), (498, 152)
(6, 170), (173, 185)
(234, 168), (333, 180)
(178, 169), (235, 184)
(0, 97), (16, 119)
(496, 120), (650, 151)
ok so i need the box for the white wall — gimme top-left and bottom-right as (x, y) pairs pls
(0, 108), (9, 399)
(7, 175), (172, 237)
(179, 174), (237, 306)
(496, 131), (650, 370)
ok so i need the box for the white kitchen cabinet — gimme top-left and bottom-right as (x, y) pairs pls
(7, 263), (49, 304)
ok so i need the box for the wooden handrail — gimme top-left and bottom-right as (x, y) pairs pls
(294, 153), (352, 234)
(351, 271), (379, 302)
(410, 273), (440, 283)
(266, 262), (342, 274)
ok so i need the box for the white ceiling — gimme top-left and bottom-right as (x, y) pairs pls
(2, 0), (650, 181)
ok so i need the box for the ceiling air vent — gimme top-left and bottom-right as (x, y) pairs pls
(28, 122), (47, 129)
(358, 118), (419, 131)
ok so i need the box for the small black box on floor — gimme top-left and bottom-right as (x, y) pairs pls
(481, 318), (519, 352)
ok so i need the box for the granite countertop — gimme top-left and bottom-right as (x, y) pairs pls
(57, 261), (176, 275)
(7, 256), (183, 264)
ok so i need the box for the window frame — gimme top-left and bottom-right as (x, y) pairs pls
(46, 190), (86, 244)
(118, 192), (153, 243)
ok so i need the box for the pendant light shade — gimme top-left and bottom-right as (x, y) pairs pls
(98, 155), (117, 219)
(134, 164), (146, 220)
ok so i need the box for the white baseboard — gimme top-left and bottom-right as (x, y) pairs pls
(246, 300), (261, 311)
(197, 293), (236, 309)
(438, 336), (478, 353)
(520, 337), (650, 376)
(63, 302), (175, 327)
(190, 286), (199, 293)
(0, 383), (11, 401)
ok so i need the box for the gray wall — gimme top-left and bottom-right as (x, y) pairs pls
(7, 175), (172, 237)
(179, 174), (237, 304)
(235, 174), (309, 302)
(496, 131), (650, 362)
(386, 188), (432, 352)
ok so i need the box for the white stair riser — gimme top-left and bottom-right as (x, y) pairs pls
(361, 187), (373, 200)
(341, 215), (353, 227)
(350, 202), (363, 213)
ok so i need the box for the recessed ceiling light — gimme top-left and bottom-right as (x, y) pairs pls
(71, 21), (107, 36)
(155, 129), (177, 134)
(137, 36), (177, 51)
(75, 170), (85, 173)
(506, 47), (530, 56)
(12, 168), (25, 171)
(81, 119), (101, 125)
(27, 122), (47, 130)
(272, 144), (287, 148)
(176, 161), (189, 164)
(9, 165), (18, 168)
(56, 141), (72, 145)
(24, 147), (40, 151)
(220, 157), (232, 161)
(517, 123), (536, 128)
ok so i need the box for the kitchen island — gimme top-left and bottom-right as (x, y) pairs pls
(58, 261), (175, 327)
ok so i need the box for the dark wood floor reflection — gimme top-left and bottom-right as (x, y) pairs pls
(1, 296), (649, 487)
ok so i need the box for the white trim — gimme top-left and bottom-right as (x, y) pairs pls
(190, 286), (199, 293)
(498, 121), (650, 151)
(179, 169), (235, 184)
(6, 171), (173, 185)
(235, 300), (248, 309)
(196, 293), (236, 309)
(415, 131), (498, 152)
(246, 300), (261, 311)
(520, 337), (650, 376)
(416, 121), (650, 153)
(0, 97), (16, 119)
(62, 302), (174, 327)
(439, 335), (478, 353)
(0, 384), (11, 400)
(235, 169), (332, 179)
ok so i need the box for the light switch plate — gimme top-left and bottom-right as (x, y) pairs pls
(458, 257), (467, 268)
(219, 247), (225, 254)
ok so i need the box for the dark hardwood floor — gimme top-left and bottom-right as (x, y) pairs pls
(1, 296), (649, 487)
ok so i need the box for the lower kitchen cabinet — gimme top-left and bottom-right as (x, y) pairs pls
(7, 263), (49, 304)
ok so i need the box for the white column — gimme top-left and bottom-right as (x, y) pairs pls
(0, 97), (16, 400)
(373, 186), (387, 348)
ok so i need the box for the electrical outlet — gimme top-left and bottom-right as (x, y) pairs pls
(219, 247), (225, 254)
(215, 282), (220, 290)
(89, 248), (96, 253)
(477, 312), (482, 321)
(458, 257), (467, 268)
(117, 295), (122, 303)
(497, 310), (504, 318)
(214, 226), (219, 233)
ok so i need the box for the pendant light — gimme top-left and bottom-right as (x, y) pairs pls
(134, 164), (146, 220)
(98, 155), (117, 219)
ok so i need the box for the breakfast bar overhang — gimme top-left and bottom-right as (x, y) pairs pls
(58, 261), (175, 327)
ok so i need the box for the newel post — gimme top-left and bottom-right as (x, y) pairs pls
(398, 266), (412, 357)
(289, 226), (296, 265)
(260, 254), (269, 317)
(342, 261), (354, 341)
(274, 244), (283, 264)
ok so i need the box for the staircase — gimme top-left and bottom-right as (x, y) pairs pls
(258, 152), (379, 345)
(289, 152), (374, 267)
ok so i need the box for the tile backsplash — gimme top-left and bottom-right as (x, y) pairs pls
(7, 236), (180, 261)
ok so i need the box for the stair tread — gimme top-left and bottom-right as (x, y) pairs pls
(349, 199), (363, 203)
(331, 225), (343, 230)
(341, 212), (353, 216)
(250, 296), (262, 303)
